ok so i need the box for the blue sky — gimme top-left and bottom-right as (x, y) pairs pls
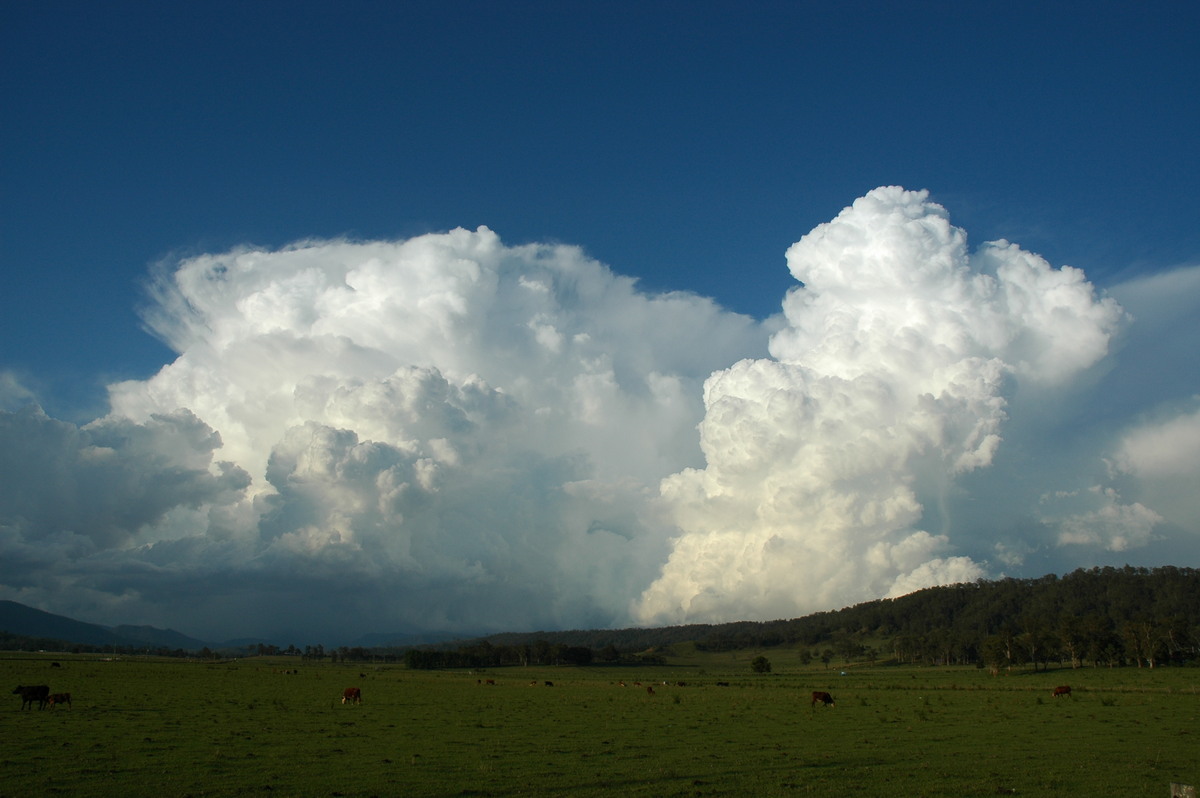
(5, 0), (1195, 416)
(1, 1), (1197, 642)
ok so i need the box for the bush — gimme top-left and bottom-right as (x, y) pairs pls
(750, 655), (772, 674)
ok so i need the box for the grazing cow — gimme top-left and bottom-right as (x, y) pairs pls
(1052, 685), (1072, 698)
(341, 687), (362, 705)
(50, 662), (61, 668)
(646, 686), (655, 695)
(811, 691), (835, 708)
(544, 681), (554, 687)
(715, 681), (730, 687)
(13, 685), (50, 710)
(47, 692), (72, 709)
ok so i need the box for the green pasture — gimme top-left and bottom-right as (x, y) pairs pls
(2, 653), (1196, 797)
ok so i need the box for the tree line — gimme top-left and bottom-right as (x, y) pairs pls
(5, 566), (1197, 669)
(404, 566), (1199, 671)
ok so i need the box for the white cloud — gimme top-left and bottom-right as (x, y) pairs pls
(634, 187), (1126, 626)
(0, 371), (37, 411)
(1044, 486), (1163, 551)
(2, 189), (1196, 642)
(2, 227), (766, 640)
(1105, 404), (1200, 533)
(1114, 407), (1200, 478)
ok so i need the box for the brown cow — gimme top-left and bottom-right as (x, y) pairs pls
(811, 691), (835, 708)
(47, 692), (72, 709)
(341, 687), (362, 705)
(1052, 685), (1072, 698)
(12, 685), (50, 710)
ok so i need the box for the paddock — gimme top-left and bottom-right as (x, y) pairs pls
(0, 655), (1194, 797)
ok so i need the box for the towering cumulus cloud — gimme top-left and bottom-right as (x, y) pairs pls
(83, 229), (765, 638)
(3, 186), (1189, 642)
(634, 187), (1125, 625)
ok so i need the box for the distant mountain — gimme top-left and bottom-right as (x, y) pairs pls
(0, 600), (210, 651)
(351, 630), (465, 648)
(110, 624), (210, 651)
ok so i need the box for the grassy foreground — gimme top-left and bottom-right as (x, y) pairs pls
(2, 652), (1197, 797)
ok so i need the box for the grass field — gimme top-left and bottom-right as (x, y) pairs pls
(2, 652), (1197, 797)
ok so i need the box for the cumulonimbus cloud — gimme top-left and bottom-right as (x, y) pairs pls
(633, 187), (1127, 625)
(1, 187), (1194, 642)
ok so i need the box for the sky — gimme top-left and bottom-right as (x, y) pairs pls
(1, 1), (1198, 645)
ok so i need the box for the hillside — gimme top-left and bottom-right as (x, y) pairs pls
(3, 565), (1198, 667)
(0, 600), (209, 652)
(400, 565), (1200, 670)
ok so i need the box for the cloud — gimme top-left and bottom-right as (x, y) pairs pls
(633, 187), (1126, 625)
(1043, 486), (1163, 551)
(1114, 407), (1200, 478)
(3, 228), (766, 640)
(0, 371), (37, 411)
(2, 189), (1196, 642)
(1105, 404), (1200, 534)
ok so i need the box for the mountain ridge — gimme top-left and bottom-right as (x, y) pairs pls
(0, 600), (211, 650)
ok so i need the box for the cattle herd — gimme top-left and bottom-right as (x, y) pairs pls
(301, 681), (1081, 709)
(14, 675), (1076, 712)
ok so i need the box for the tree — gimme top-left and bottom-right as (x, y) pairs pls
(750, 655), (771, 674)
(980, 635), (1008, 676)
(1122, 620), (1163, 668)
(1058, 614), (1086, 669)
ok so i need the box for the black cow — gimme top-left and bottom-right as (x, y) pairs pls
(13, 685), (50, 710)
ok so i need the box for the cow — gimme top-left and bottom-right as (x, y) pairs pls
(544, 681), (554, 687)
(341, 687), (362, 705)
(47, 692), (72, 709)
(646, 686), (655, 695)
(1052, 685), (1072, 698)
(13, 685), (50, 710)
(811, 691), (835, 708)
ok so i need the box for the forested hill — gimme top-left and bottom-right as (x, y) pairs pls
(422, 566), (1199, 670)
(4, 566), (1197, 667)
